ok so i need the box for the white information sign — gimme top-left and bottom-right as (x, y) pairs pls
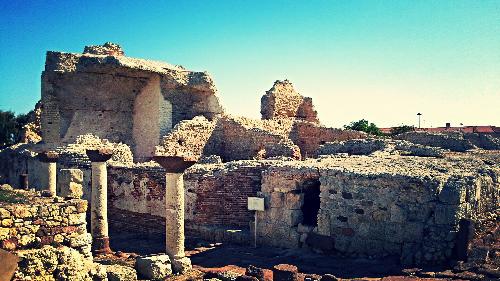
(248, 197), (265, 211)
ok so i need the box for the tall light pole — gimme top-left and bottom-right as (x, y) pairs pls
(417, 113), (422, 129)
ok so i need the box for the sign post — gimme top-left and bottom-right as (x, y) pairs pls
(248, 197), (265, 248)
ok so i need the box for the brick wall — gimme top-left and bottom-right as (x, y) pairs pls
(185, 161), (273, 227)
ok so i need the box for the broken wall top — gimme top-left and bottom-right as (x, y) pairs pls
(44, 43), (217, 94)
(261, 79), (319, 123)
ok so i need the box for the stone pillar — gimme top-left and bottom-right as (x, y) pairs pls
(153, 155), (196, 273)
(86, 149), (113, 254)
(36, 151), (59, 197)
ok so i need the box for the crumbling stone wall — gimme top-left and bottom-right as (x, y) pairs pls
(156, 116), (218, 160)
(218, 116), (301, 161)
(316, 138), (446, 158)
(463, 133), (500, 150)
(41, 43), (223, 160)
(396, 131), (475, 152)
(261, 80), (319, 123)
(14, 245), (104, 281)
(157, 115), (364, 162)
(257, 156), (499, 265)
(20, 101), (42, 144)
(0, 196), (91, 258)
(0, 144), (51, 190)
(289, 121), (366, 158)
(107, 165), (166, 218)
(258, 164), (320, 248)
(157, 115), (301, 161)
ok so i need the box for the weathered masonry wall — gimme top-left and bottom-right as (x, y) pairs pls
(0, 197), (91, 258)
(41, 44), (223, 160)
(107, 165), (166, 218)
(157, 115), (365, 162)
(258, 165), (320, 248)
(184, 161), (272, 227)
(290, 121), (366, 158)
(105, 162), (270, 233)
(256, 158), (500, 265)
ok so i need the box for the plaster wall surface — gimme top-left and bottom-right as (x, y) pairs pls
(132, 75), (166, 160)
(40, 44), (223, 160)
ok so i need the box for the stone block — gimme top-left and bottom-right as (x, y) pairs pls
(106, 264), (138, 281)
(297, 223), (314, 233)
(68, 213), (86, 225)
(0, 208), (10, 219)
(270, 192), (285, 208)
(402, 222), (424, 242)
(285, 193), (303, 209)
(0, 249), (19, 281)
(136, 254), (172, 280)
(273, 264), (298, 281)
(333, 236), (351, 252)
(289, 210), (303, 226)
(246, 265), (265, 281)
(58, 169), (84, 199)
(171, 256), (191, 274)
(68, 233), (92, 248)
(434, 204), (463, 225)
(439, 177), (467, 204)
(384, 223), (404, 243)
(389, 205), (406, 223)
(305, 232), (335, 252)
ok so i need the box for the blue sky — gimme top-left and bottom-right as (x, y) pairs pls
(1, 0), (499, 127)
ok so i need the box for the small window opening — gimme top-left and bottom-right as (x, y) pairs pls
(300, 179), (321, 226)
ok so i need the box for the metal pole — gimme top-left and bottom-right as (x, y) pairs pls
(254, 211), (257, 248)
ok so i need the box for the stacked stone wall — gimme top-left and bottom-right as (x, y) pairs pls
(290, 121), (367, 158)
(0, 197), (91, 258)
(396, 131), (475, 152)
(218, 117), (301, 161)
(257, 157), (499, 265)
(258, 165), (320, 248)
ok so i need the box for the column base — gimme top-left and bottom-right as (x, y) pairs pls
(92, 236), (112, 254)
(171, 256), (191, 274)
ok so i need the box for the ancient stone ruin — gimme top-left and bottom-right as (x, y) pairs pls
(0, 43), (498, 280)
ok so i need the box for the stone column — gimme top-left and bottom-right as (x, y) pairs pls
(86, 148), (113, 254)
(36, 151), (59, 197)
(153, 155), (196, 273)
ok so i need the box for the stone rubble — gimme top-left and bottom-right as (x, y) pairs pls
(135, 254), (172, 280)
(317, 138), (446, 158)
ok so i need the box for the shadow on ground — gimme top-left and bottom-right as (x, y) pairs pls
(106, 230), (450, 279)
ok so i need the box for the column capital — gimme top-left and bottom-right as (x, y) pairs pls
(36, 151), (59, 163)
(153, 155), (196, 173)
(86, 148), (113, 162)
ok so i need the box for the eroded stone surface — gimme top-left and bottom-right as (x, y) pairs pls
(42, 43), (224, 160)
(136, 254), (172, 280)
(261, 80), (318, 123)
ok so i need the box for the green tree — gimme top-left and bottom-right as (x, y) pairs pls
(390, 125), (415, 136)
(344, 119), (382, 136)
(0, 110), (32, 148)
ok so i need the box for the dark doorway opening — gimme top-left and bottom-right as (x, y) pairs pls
(454, 218), (474, 261)
(300, 179), (321, 226)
